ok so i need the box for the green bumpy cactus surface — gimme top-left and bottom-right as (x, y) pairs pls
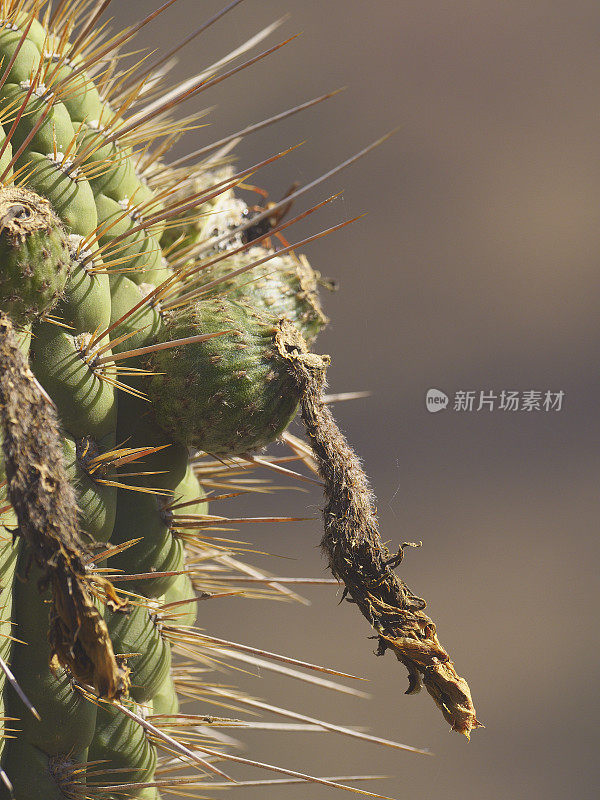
(0, 3), (338, 798)
(146, 298), (306, 454)
(0, 187), (70, 323)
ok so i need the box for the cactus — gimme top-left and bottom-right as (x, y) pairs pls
(0, 2), (479, 799)
(146, 299), (309, 454)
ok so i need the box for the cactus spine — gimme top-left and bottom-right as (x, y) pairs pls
(0, 2), (478, 799)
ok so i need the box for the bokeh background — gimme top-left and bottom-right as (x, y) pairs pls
(114, 2), (598, 799)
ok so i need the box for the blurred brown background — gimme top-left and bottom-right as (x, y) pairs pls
(114, 2), (599, 799)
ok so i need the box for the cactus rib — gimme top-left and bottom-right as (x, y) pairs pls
(0, 312), (128, 700)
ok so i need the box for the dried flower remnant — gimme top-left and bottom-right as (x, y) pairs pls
(280, 330), (480, 737)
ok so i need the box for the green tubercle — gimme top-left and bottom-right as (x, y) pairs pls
(146, 298), (308, 455)
(88, 701), (158, 800)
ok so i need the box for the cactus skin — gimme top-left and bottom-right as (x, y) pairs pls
(146, 299), (305, 454)
(0, 5), (193, 795)
(88, 702), (158, 800)
(0, 187), (70, 323)
(0, 6), (324, 792)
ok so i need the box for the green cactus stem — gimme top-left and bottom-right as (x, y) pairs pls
(0, 313), (127, 700)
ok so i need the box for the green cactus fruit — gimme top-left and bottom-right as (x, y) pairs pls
(0, 187), (70, 322)
(160, 167), (329, 341)
(145, 298), (310, 454)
